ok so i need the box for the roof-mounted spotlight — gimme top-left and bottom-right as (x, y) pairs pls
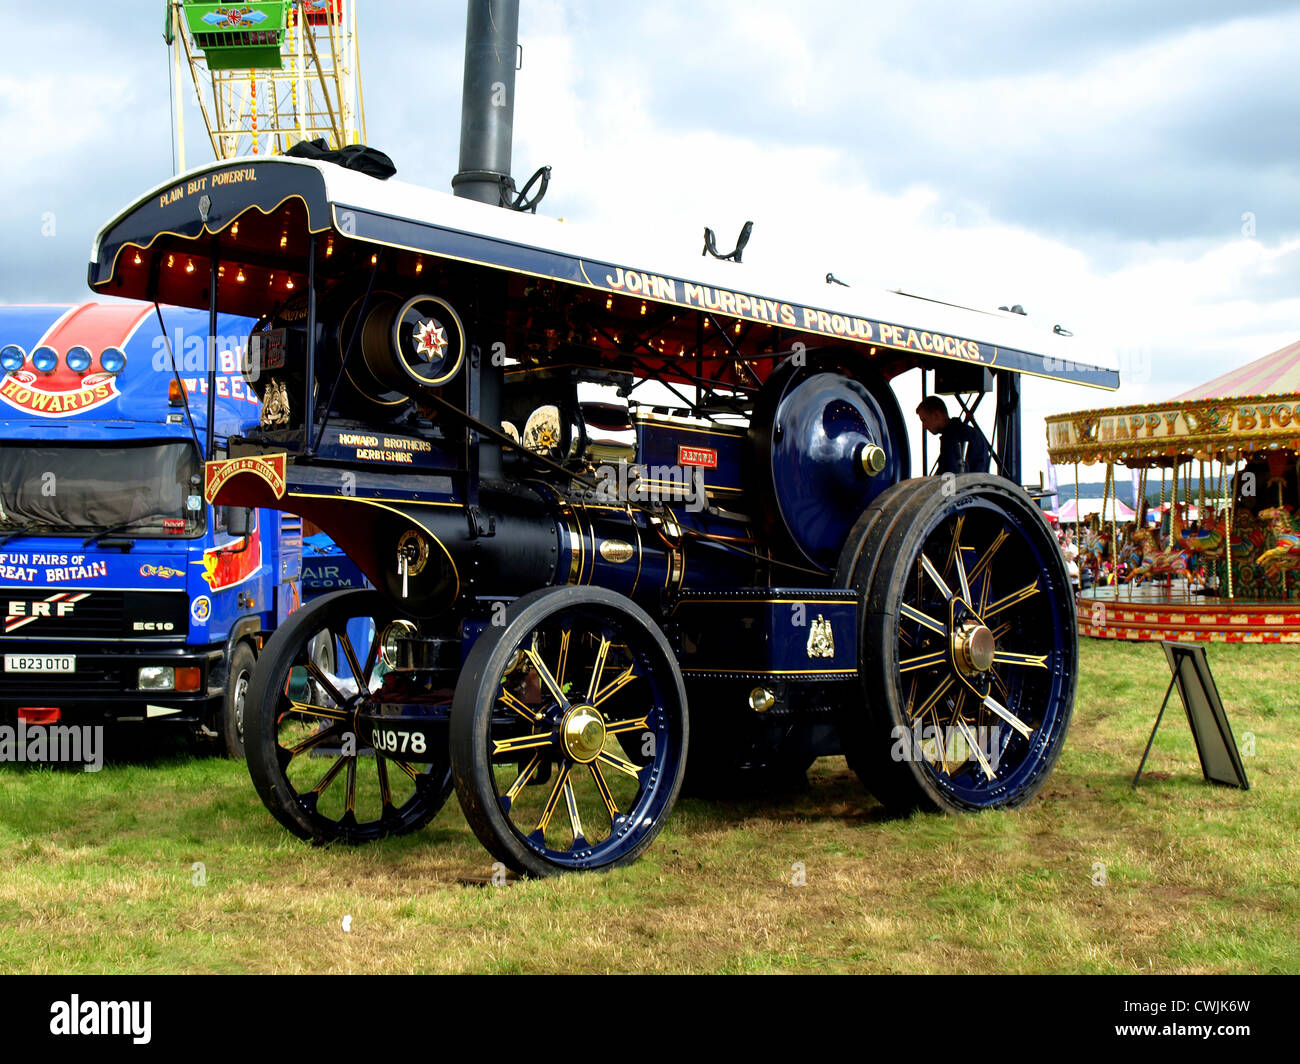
(65, 345), (93, 373)
(31, 346), (59, 373)
(100, 347), (128, 374)
(0, 344), (26, 373)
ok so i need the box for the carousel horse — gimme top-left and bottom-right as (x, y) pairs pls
(1079, 526), (1110, 584)
(1229, 508), (1267, 561)
(1256, 506), (1300, 581)
(1129, 524), (1190, 585)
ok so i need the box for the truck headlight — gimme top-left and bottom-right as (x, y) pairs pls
(138, 666), (175, 690)
(0, 345), (25, 373)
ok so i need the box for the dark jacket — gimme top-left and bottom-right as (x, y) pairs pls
(937, 419), (990, 475)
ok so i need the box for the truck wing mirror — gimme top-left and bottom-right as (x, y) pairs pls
(224, 506), (252, 537)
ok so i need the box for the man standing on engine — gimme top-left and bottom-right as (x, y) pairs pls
(915, 395), (990, 476)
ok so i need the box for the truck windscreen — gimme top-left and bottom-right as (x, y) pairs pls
(0, 442), (205, 538)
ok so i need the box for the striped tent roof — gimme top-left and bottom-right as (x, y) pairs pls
(1173, 339), (1300, 400)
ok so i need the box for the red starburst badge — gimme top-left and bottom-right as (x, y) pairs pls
(412, 319), (448, 362)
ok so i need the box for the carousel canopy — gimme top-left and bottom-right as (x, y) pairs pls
(1045, 337), (1300, 465)
(1054, 497), (1137, 521)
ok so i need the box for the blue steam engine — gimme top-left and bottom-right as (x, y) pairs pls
(86, 4), (1118, 876)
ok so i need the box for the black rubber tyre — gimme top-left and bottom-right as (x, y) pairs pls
(220, 641), (256, 760)
(450, 586), (688, 877)
(837, 474), (1076, 814)
(245, 589), (452, 844)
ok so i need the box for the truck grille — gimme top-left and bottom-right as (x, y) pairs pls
(1, 589), (188, 640)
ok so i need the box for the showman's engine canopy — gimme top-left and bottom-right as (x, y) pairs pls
(87, 3), (1119, 876)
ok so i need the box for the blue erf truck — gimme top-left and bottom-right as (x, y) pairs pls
(0, 300), (311, 757)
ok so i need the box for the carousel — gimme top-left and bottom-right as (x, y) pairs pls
(1046, 338), (1300, 643)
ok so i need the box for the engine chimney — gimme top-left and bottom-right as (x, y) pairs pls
(452, 0), (520, 205)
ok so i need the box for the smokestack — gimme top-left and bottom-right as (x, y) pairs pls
(452, 0), (520, 205)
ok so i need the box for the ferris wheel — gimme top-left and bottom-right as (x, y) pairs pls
(165, 1), (366, 166)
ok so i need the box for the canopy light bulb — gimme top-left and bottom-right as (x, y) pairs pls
(285, 277), (294, 290)
(132, 251), (142, 265)
(640, 301), (647, 315)
(236, 268), (245, 283)
(231, 223), (239, 238)
(605, 297), (613, 310)
(279, 233), (287, 249)
(415, 260), (423, 274)
(167, 254), (174, 268)
(325, 239), (333, 257)
(185, 259), (195, 274)
(370, 254), (378, 265)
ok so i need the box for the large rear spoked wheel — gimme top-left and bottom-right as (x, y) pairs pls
(450, 586), (688, 876)
(245, 589), (453, 844)
(838, 475), (1076, 813)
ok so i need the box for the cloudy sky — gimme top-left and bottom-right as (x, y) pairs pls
(2, 1), (1297, 477)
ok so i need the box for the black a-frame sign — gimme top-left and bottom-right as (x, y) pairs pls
(1132, 642), (1250, 790)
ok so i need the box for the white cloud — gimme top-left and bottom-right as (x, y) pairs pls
(505, 5), (1299, 480)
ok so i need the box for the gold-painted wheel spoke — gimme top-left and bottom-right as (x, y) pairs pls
(505, 752), (543, 801)
(920, 553), (953, 600)
(337, 628), (367, 693)
(389, 758), (421, 783)
(563, 780), (584, 842)
(978, 572), (994, 620)
(900, 649), (947, 673)
(990, 621), (1013, 642)
(983, 579), (1039, 619)
(288, 699), (349, 722)
(955, 716), (996, 781)
(593, 665), (637, 705)
(524, 641), (568, 708)
(285, 724), (338, 760)
(596, 747), (643, 780)
(910, 674), (955, 723)
(492, 732), (556, 758)
(536, 762), (572, 835)
(376, 753), (393, 809)
(604, 713), (649, 736)
(990, 668), (1010, 701)
(499, 688), (541, 724)
(946, 518), (972, 601)
(968, 529), (1010, 587)
(556, 628), (571, 689)
(991, 650), (1048, 669)
(587, 636), (612, 701)
(311, 755), (347, 796)
(344, 755), (357, 814)
(983, 693), (1033, 738)
(947, 688), (967, 730)
(900, 603), (946, 636)
(303, 658), (351, 710)
(944, 516), (966, 579)
(362, 634), (380, 688)
(589, 762), (619, 819)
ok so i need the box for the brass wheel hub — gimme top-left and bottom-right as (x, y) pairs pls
(953, 622), (996, 675)
(560, 704), (607, 763)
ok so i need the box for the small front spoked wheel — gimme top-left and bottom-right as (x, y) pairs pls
(245, 589), (453, 844)
(450, 586), (689, 876)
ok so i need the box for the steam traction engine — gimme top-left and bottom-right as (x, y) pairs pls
(89, 156), (1118, 875)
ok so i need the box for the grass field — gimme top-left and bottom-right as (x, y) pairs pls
(2, 638), (1297, 974)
